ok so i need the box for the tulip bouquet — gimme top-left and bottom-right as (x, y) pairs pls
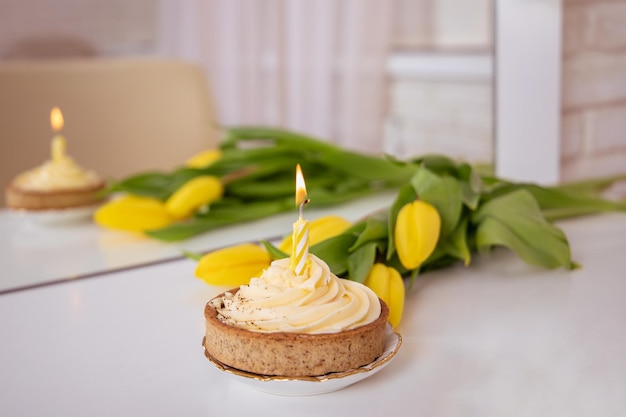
(199, 154), (626, 326)
(96, 126), (626, 326)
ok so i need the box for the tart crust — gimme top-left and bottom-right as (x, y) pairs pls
(5, 181), (106, 210)
(204, 288), (390, 377)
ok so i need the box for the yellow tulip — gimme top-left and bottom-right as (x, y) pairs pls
(278, 215), (351, 253)
(94, 195), (175, 232)
(185, 149), (222, 168)
(195, 243), (271, 287)
(364, 263), (405, 328)
(165, 175), (223, 219)
(394, 200), (441, 270)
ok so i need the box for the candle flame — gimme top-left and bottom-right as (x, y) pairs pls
(295, 164), (307, 206)
(50, 107), (64, 132)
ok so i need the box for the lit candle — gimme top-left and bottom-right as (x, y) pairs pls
(290, 164), (310, 275)
(50, 106), (68, 162)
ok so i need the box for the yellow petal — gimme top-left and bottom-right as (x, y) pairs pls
(165, 176), (223, 219)
(385, 267), (405, 328)
(94, 195), (174, 232)
(364, 263), (390, 302)
(278, 215), (351, 253)
(185, 149), (222, 168)
(364, 263), (405, 328)
(195, 243), (271, 287)
(395, 200), (441, 270)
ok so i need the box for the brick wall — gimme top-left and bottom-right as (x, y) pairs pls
(561, 0), (626, 181)
(385, 68), (493, 163)
(393, 0), (492, 49)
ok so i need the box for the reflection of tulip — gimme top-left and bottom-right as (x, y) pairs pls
(278, 215), (351, 253)
(165, 175), (223, 219)
(195, 243), (271, 287)
(364, 263), (405, 328)
(395, 200), (441, 270)
(94, 195), (175, 232)
(185, 149), (222, 168)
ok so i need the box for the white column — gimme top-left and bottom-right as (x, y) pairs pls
(495, 0), (562, 185)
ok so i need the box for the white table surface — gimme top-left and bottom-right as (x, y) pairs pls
(1, 211), (625, 417)
(0, 191), (396, 294)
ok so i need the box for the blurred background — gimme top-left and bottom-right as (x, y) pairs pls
(0, 0), (624, 194)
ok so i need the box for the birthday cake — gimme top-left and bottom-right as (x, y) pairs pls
(5, 136), (105, 211)
(203, 254), (389, 377)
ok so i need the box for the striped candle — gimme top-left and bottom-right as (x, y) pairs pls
(290, 216), (309, 275)
(290, 164), (310, 275)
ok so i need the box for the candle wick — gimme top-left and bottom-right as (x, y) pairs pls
(298, 199), (310, 219)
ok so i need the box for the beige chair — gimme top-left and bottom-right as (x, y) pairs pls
(0, 58), (219, 206)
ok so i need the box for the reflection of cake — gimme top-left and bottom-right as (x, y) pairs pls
(204, 254), (389, 377)
(5, 136), (105, 210)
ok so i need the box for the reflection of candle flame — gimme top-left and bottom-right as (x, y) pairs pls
(295, 164), (307, 207)
(50, 107), (67, 163)
(50, 107), (64, 132)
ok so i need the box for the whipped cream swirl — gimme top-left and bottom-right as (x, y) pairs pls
(13, 136), (102, 191)
(214, 255), (381, 334)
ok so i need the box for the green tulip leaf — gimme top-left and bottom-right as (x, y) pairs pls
(439, 217), (471, 265)
(108, 169), (202, 200)
(457, 163), (482, 210)
(310, 233), (358, 276)
(347, 242), (377, 283)
(261, 240), (288, 260)
(411, 166), (463, 238)
(472, 189), (573, 269)
(350, 210), (389, 251)
(148, 198), (292, 241)
(181, 250), (203, 261)
(414, 154), (460, 175)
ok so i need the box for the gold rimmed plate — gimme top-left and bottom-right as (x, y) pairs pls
(202, 323), (402, 396)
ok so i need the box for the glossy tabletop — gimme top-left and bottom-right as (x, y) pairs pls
(1, 211), (625, 416)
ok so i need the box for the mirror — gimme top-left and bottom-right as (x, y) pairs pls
(0, 0), (496, 180)
(0, 0), (500, 291)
